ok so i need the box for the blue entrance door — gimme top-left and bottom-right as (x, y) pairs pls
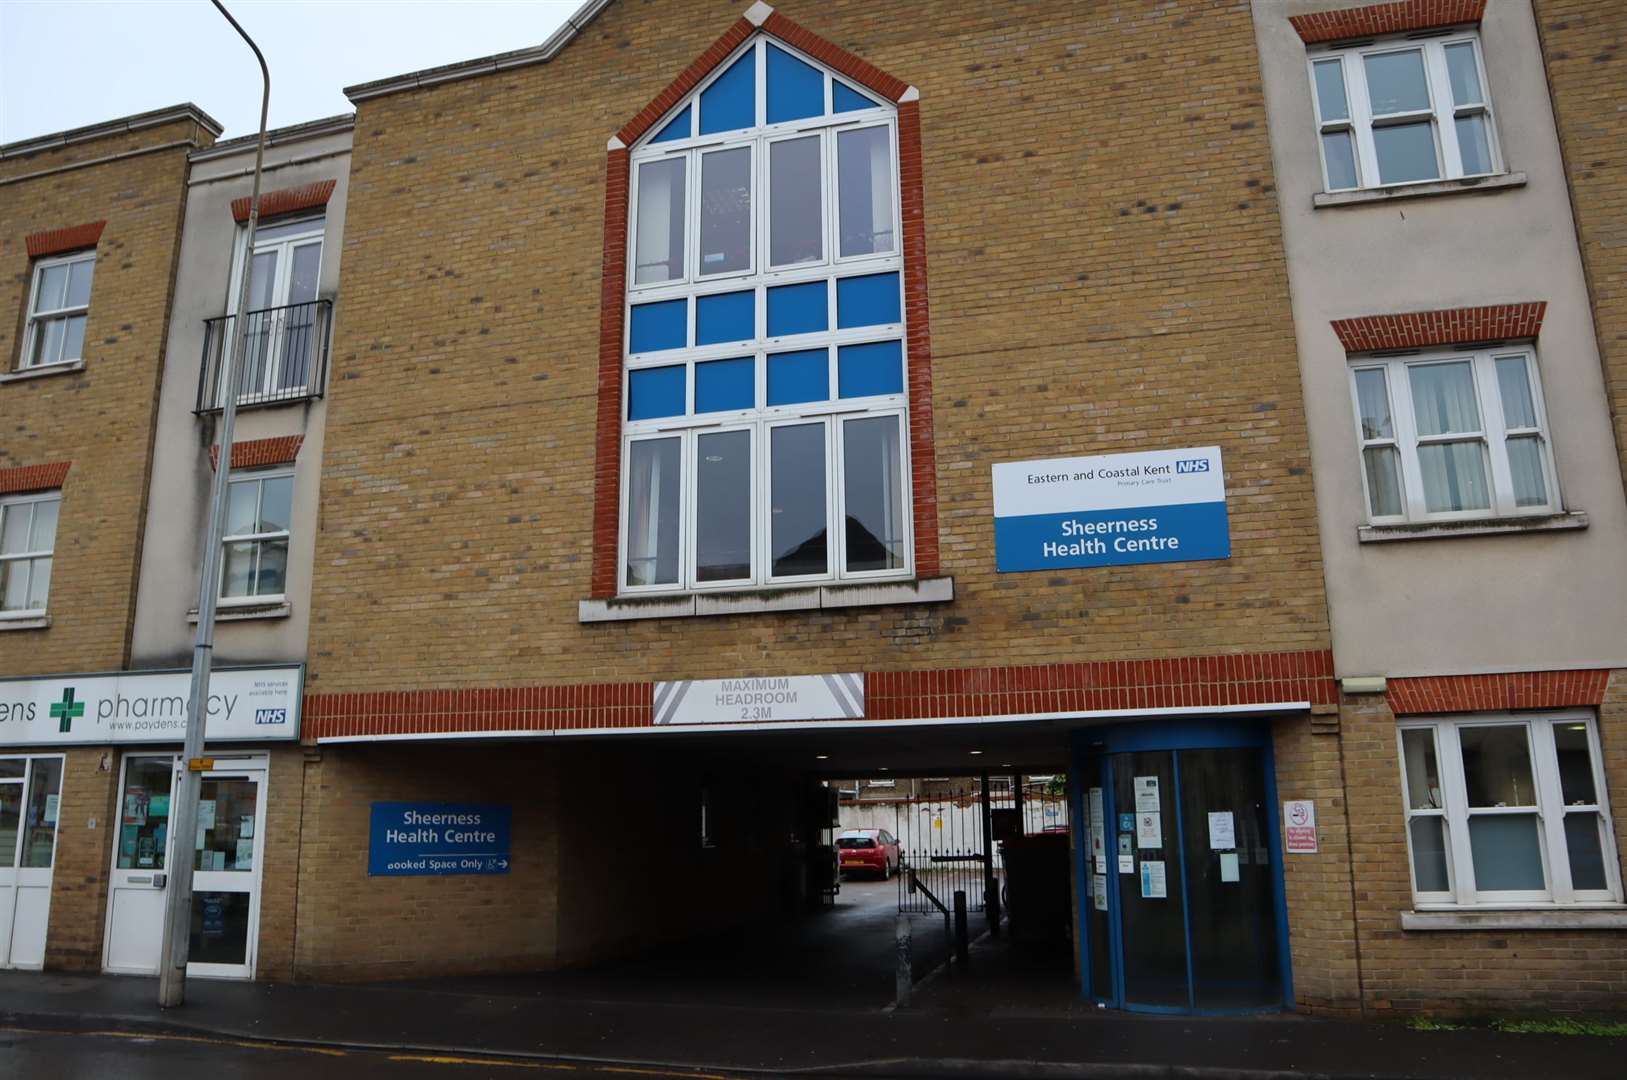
(1076, 728), (1290, 1013)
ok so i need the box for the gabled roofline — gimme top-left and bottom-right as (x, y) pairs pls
(1, 103), (223, 159)
(342, 0), (615, 103)
(189, 113), (356, 163)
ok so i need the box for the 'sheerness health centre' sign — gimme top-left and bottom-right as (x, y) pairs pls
(368, 802), (512, 876)
(0, 665), (302, 746)
(654, 673), (864, 725)
(992, 447), (1230, 573)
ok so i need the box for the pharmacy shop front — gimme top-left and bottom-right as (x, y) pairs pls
(0, 666), (301, 978)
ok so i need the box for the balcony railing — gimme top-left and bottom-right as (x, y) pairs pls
(196, 299), (331, 413)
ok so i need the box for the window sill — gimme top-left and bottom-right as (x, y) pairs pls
(0, 615), (50, 631)
(1313, 172), (1527, 209)
(579, 576), (954, 623)
(1357, 511), (1587, 543)
(1402, 907), (1627, 931)
(187, 601), (292, 624)
(0, 359), (85, 383)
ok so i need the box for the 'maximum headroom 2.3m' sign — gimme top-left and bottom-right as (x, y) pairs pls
(992, 447), (1230, 573)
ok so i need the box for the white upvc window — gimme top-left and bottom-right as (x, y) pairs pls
(18, 251), (95, 370)
(620, 34), (911, 595)
(1398, 714), (1621, 908)
(1309, 31), (1499, 192)
(0, 492), (60, 617)
(220, 470), (293, 603)
(220, 215), (325, 403)
(1348, 348), (1558, 523)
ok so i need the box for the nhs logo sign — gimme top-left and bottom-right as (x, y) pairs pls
(992, 446), (1230, 573)
(254, 708), (287, 726)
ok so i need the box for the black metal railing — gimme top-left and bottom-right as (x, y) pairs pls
(196, 299), (331, 412)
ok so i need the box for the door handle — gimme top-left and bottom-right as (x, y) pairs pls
(153, 874), (167, 888)
(128, 876), (152, 884)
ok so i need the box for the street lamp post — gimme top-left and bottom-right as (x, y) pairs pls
(157, 0), (271, 1009)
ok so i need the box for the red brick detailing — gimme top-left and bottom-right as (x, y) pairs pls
(897, 99), (939, 579)
(209, 435), (304, 471)
(303, 682), (656, 741)
(302, 650), (1336, 741)
(760, 11), (912, 103)
(867, 650), (1337, 721)
(616, 18), (756, 147)
(0, 460), (72, 495)
(589, 147), (631, 599)
(592, 15), (939, 596)
(1288, 0), (1486, 44)
(1387, 669), (1610, 715)
(1331, 302), (1546, 352)
(231, 180), (337, 224)
(25, 221), (106, 259)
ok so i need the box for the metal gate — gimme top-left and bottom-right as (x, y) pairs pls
(894, 775), (1069, 914)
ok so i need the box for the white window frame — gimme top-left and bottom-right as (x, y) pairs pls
(0, 491), (60, 619)
(1308, 30), (1501, 192)
(219, 469), (293, 606)
(1348, 346), (1560, 524)
(1398, 713), (1622, 909)
(221, 215), (326, 404)
(618, 34), (911, 597)
(18, 251), (96, 371)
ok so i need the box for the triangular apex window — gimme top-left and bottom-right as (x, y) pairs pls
(645, 39), (888, 146)
(619, 32), (912, 595)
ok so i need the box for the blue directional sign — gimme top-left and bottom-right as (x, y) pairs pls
(992, 446), (1230, 573)
(367, 802), (511, 876)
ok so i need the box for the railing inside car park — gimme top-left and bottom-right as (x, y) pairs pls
(196, 299), (331, 412)
(892, 778), (1069, 916)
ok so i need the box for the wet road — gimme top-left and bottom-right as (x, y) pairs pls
(0, 1027), (755, 1079)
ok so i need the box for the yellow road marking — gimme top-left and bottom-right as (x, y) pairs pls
(0, 1025), (348, 1057)
(386, 1054), (573, 1070)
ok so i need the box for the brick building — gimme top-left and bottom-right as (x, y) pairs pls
(1, 0), (1624, 1017)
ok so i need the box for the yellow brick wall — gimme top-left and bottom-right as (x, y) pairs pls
(1535, 1), (1627, 490)
(40, 748), (120, 971)
(1339, 679), (1627, 1013)
(0, 117), (211, 676)
(305, 0), (1330, 692)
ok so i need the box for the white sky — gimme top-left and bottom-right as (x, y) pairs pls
(0, 0), (581, 143)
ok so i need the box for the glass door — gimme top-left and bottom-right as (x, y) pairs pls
(103, 754), (268, 978)
(227, 217), (325, 401)
(0, 756), (63, 969)
(1076, 731), (1288, 1014)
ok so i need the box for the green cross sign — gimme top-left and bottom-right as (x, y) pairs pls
(50, 688), (85, 733)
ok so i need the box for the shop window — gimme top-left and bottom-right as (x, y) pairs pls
(0, 492), (59, 618)
(1349, 348), (1558, 523)
(221, 470), (292, 602)
(1397, 715), (1622, 907)
(622, 35), (908, 594)
(1308, 32), (1500, 192)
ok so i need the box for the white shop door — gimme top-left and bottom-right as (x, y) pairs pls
(103, 754), (268, 979)
(0, 756), (64, 969)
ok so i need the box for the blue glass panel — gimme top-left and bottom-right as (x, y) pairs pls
(700, 52), (756, 135)
(696, 290), (754, 345)
(767, 281), (828, 337)
(628, 365), (686, 420)
(833, 81), (878, 113)
(696, 357), (755, 413)
(838, 340), (904, 398)
(629, 299), (687, 353)
(650, 104), (691, 144)
(767, 348), (829, 406)
(836, 272), (901, 329)
(767, 45), (824, 123)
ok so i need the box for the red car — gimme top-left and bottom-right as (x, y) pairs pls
(836, 828), (900, 879)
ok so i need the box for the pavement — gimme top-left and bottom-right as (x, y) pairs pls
(0, 882), (1620, 1079)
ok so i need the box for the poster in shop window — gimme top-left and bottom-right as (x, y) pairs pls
(1139, 860), (1167, 899)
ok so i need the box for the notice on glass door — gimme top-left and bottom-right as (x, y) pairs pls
(1093, 874), (1108, 911)
(1136, 811), (1162, 849)
(1139, 859), (1167, 899)
(43, 793), (59, 825)
(1207, 811), (1235, 851)
(1220, 851), (1241, 883)
(1089, 788), (1106, 873)
(1133, 776), (1160, 812)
